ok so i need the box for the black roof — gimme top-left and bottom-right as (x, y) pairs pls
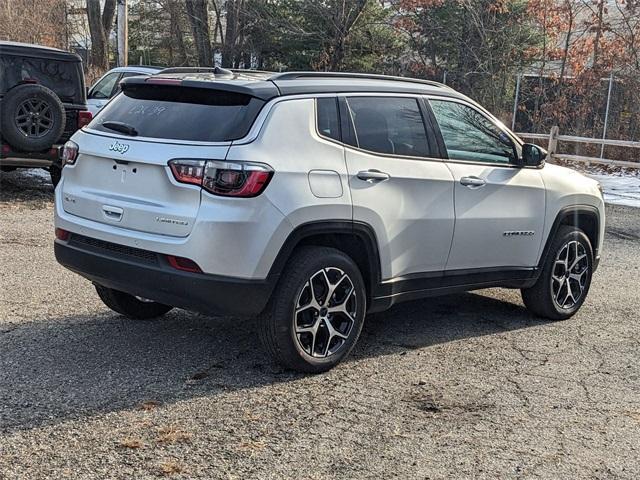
(0, 41), (82, 62)
(121, 68), (461, 102)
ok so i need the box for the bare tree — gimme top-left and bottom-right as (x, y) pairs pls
(86, 0), (116, 70)
(185, 0), (212, 66)
(161, 0), (189, 65)
(0, 0), (66, 47)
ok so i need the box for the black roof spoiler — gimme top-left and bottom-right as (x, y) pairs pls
(120, 73), (280, 101)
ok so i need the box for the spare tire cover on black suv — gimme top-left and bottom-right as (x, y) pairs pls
(0, 83), (66, 152)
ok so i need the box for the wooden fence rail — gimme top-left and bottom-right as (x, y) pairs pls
(517, 127), (640, 169)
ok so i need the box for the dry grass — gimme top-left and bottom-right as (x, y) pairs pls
(157, 426), (192, 445)
(119, 437), (144, 449)
(237, 439), (266, 451)
(139, 400), (162, 411)
(159, 461), (184, 476)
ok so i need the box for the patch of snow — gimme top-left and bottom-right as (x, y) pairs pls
(23, 168), (51, 180)
(588, 173), (640, 208)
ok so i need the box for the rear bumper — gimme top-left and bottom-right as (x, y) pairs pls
(0, 144), (62, 167)
(54, 237), (275, 317)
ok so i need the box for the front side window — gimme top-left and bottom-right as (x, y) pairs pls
(89, 72), (120, 99)
(346, 97), (430, 157)
(429, 99), (518, 164)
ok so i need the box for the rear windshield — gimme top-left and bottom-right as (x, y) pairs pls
(0, 55), (84, 103)
(89, 84), (264, 142)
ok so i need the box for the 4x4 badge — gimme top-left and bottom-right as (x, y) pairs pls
(108, 140), (130, 154)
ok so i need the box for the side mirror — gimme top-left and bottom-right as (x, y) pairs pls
(521, 143), (547, 167)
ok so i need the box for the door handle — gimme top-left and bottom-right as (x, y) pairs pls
(460, 176), (486, 188)
(356, 169), (390, 183)
(102, 205), (123, 222)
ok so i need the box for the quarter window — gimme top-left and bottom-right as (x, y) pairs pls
(429, 99), (518, 164)
(316, 97), (341, 142)
(346, 97), (430, 157)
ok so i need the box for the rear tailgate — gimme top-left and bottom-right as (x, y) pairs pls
(61, 132), (230, 237)
(60, 80), (267, 237)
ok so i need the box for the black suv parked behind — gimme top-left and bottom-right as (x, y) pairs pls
(0, 41), (91, 186)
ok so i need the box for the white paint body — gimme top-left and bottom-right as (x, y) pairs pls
(55, 94), (605, 282)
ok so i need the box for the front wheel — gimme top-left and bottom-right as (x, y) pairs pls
(259, 246), (367, 373)
(521, 226), (593, 320)
(95, 285), (173, 320)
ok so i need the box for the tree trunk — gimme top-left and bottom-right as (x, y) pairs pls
(86, 0), (116, 70)
(166, 0), (188, 65)
(223, 0), (243, 68)
(185, 0), (212, 66)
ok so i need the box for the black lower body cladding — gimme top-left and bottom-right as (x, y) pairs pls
(54, 237), (276, 317)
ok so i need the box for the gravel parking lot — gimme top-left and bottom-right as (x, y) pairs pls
(1, 169), (639, 480)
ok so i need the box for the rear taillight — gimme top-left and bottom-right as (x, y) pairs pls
(61, 140), (79, 166)
(168, 159), (273, 198)
(78, 110), (92, 129)
(169, 160), (206, 186)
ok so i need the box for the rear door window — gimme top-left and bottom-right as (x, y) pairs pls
(89, 84), (264, 142)
(345, 97), (430, 157)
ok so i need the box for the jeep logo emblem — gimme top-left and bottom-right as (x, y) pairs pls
(108, 140), (130, 154)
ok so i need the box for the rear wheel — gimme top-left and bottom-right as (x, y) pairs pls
(95, 285), (172, 320)
(521, 226), (593, 320)
(259, 246), (366, 373)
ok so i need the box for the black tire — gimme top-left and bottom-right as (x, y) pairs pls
(521, 226), (593, 320)
(0, 84), (66, 152)
(49, 165), (62, 187)
(259, 246), (367, 373)
(95, 285), (172, 320)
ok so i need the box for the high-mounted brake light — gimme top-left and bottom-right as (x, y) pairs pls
(78, 110), (93, 129)
(61, 140), (79, 166)
(168, 159), (273, 198)
(145, 77), (183, 86)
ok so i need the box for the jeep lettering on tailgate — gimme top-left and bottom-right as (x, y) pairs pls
(109, 141), (129, 154)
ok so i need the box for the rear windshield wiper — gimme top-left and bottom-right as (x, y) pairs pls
(101, 121), (138, 137)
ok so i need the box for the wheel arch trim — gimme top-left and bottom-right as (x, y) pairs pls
(266, 220), (382, 298)
(539, 205), (601, 269)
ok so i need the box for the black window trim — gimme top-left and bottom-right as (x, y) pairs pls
(425, 95), (536, 169)
(334, 93), (443, 162)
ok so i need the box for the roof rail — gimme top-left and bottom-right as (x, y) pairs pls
(269, 71), (452, 90)
(126, 64), (164, 70)
(230, 68), (275, 75)
(157, 66), (233, 75)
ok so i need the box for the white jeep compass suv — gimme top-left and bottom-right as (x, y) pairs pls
(54, 69), (605, 372)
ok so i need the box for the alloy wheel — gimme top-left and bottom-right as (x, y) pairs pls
(15, 99), (54, 138)
(551, 240), (589, 310)
(294, 267), (357, 358)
